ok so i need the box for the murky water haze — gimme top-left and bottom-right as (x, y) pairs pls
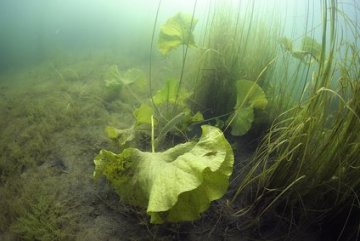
(0, 1), (359, 240)
(1, 0), (344, 73)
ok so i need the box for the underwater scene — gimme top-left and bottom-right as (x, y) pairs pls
(0, 0), (359, 240)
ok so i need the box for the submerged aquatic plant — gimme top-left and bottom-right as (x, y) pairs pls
(226, 79), (268, 136)
(103, 65), (145, 103)
(95, 12), (235, 224)
(105, 78), (203, 152)
(190, 5), (277, 138)
(279, 37), (293, 52)
(280, 36), (322, 64)
(94, 125), (233, 224)
(231, 1), (360, 239)
(158, 13), (198, 55)
(105, 66), (145, 88)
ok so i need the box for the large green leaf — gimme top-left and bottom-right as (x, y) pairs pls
(105, 66), (145, 88)
(133, 103), (154, 125)
(153, 79), (191, 106)
(131, 80), (202, 147)
(227, 79), (268, 136)
(158, 13), (198, 55)
(94, 125), (234, 224)
(105, 125), (135, 148)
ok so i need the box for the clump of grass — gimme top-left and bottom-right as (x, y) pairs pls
(191, 3), (278, 130)
(0, 168), (80, 240)
(0, 57), (113, 182)
(0, 54), (118, 239)
(231, 1), (360, 240)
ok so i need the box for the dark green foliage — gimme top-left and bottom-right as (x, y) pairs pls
(231, 2), (360, 239)
(191, 9), (277, 134)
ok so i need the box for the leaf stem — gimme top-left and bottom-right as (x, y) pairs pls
(151, 115), (155, 153)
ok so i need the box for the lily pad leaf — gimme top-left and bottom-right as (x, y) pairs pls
(105, 66), (145, 88)
(94, 125), (234, 224)
(301, 36), (321, 62)
(190, 111), (204, 123)
(105, 125), (135, 148)
(121, 68), (145, 85)
(133, 103), (154, 126)
(227, 79), (268, 136)
(228, 106), (254, 136)
(153, 79), (191, 106)
(158, 13), (198, 55)
(104, 65), (122, 88)
(281, 36), (321, 64)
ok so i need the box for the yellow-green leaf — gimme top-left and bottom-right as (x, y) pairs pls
(227, 79), (268, 136)
(158, 13), (198, 55)
(94, 125), (234, 224)
(133, 104), (154, 125)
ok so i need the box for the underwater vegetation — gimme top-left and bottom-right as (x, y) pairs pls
(94, 2), (360, 240)
(0, 0), (359, 240)
(158, 12), (198, 55)
(94, 125), (233, 224)
(230, 1), (360, 240)
(280, 36), (322, 64)
(0, 55), (128, 240)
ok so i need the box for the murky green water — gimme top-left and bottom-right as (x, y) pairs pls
(0, 1), (359, 240)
